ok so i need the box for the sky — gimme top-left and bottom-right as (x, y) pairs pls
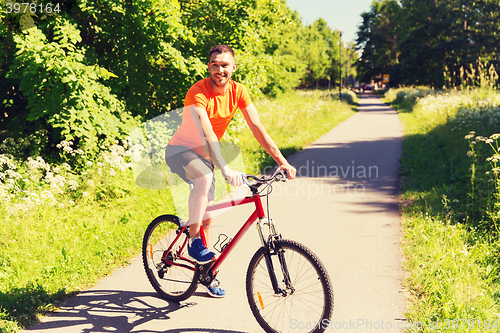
(286, 0), (374, 44)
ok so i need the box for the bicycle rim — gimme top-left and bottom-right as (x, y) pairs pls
(142, 215), (198, 301)
(246, 239), (333, 333)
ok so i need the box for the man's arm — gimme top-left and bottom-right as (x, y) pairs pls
(189, 105), (243, 185)
(240, 103), (296, 179)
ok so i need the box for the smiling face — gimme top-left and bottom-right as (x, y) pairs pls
(208, 52), (236, 94)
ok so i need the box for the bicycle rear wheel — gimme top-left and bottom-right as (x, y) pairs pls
(142, 215), (198, 301)
(246, 239), (333, 333)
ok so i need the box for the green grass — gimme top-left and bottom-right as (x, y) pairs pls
(0, 89), (356, 332)
(385, 87), (500, 332)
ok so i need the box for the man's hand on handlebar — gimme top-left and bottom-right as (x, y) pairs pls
(224, 163), (295, 187)
(278, 163), (296, 180)
(223, 167), (243, 186)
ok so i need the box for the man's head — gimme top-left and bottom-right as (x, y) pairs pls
(209, 44), (235, 62)
(208, 45), (236, 92)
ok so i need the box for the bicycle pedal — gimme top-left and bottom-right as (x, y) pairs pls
(196, 258), (215, 273)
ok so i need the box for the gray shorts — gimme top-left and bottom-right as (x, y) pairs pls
(165, 144), (215, 201)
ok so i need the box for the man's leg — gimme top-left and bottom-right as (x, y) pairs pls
(201, 201), (213, 247)
(181, 155), (226, 298)
(183, 158), (213, 241)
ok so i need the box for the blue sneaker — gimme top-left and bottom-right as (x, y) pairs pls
(188, 238), (215, 264)
(200, 279), (226, 298)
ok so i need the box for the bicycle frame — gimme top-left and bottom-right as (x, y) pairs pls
(161, 192), (267, 276)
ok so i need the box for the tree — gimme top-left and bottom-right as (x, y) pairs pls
(356, 0), (401, 85)
(356, 0), (500, 87)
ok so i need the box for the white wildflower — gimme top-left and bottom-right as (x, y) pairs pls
(67, 180), (78, 191)
(27, 156), (50, 171)
(5, 169), (22, 179)
(45, 172), (66, 192)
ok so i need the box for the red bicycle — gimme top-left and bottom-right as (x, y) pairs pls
(142, 170), (334, 333)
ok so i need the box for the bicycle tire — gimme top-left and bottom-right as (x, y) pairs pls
(246, 239), (333, 333)
(142, 215), (199, 302)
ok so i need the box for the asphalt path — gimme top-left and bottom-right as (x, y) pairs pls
(24, 92), (407, 333)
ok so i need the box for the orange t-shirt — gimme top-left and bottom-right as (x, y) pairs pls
(169, 78), (252, 157)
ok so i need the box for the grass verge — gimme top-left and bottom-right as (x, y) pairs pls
(384, 87), (500, 332)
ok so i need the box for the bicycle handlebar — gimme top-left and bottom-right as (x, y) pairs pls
(242, 169), (288, 189)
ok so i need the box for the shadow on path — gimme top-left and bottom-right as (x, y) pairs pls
(24, 289), (246, 333)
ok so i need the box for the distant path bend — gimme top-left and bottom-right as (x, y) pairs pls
(24, 92), (407, 333)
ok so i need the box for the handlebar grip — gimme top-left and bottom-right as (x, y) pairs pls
(276, 169), (288, 181)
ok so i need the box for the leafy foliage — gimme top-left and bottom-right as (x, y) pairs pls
(78, 0), (206, 118)
(7, 18), (137, 157)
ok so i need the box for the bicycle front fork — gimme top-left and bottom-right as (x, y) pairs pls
(256, 218), (293, 296)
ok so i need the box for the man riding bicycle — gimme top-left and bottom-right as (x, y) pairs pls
(165, 44), (296, 298)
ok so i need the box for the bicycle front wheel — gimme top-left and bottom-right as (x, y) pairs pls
(246, 239), (333, 333)
(142, 215), (198, 302)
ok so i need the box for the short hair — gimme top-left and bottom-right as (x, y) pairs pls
(209, 45), (235, 61)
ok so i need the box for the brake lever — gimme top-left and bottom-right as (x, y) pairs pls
(275, 169), (288, 182)
(241, 174), (250, 187)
